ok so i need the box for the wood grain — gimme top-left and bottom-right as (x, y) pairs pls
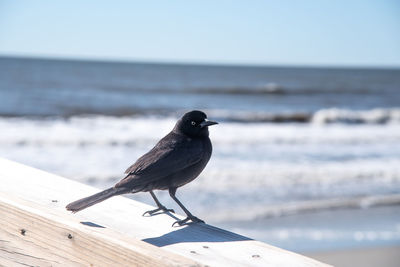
(0, 157), (331, 267)
(0, 194), (201, 267)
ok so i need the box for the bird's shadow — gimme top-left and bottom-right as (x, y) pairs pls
(80, 221), (105, 228)
(142, 223), (252, 247)
(80, 212), (251, 247)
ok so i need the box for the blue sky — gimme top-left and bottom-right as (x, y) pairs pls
(0, 0), (399, 67)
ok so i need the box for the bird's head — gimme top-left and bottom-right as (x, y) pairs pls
(175, 110), (218, 137)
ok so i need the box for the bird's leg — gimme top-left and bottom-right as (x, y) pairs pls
(142, 191), (174, 216)
(169, 188), (204, 226)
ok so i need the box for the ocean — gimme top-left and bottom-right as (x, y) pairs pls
(1, 56), (400, 252)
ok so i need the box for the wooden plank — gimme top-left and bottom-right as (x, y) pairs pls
(0, 194), (201, 266)
(0, 157), (331, 267)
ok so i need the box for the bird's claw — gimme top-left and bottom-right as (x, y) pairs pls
(172, 216), (205, 227)
(143, 206), (175, 217)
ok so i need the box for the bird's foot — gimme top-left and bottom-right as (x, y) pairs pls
(142, 206), (175, 217)
(172, 216), (205, 227)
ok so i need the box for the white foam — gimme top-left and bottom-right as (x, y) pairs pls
(236, 228), (400, 244)
(312, 108), (400, 124)
(1, 115), (400, 221)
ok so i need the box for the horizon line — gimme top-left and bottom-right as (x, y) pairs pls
(1, 53), (400, 70)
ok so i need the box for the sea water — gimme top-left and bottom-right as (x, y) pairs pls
(1, 57), (400, 252)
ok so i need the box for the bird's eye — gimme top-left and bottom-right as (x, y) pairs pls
(191, 121), (196, 126)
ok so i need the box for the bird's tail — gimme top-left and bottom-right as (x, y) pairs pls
(66, 187), (129, 213)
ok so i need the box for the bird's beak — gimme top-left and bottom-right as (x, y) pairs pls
(200, 119), (218, 128)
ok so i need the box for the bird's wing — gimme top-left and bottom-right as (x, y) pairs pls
(115, 133), (203, 188)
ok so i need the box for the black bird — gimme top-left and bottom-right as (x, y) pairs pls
(66, 110), (218, 226)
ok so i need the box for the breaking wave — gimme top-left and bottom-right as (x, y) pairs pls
(312, 108), (400, 124)
(1, 114), (400, 214)
(204, 194), (400, 222)
(3, 108), (400, 124)
(208, 108), (400, 124)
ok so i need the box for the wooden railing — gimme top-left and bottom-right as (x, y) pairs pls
(0, 158), (330, 266)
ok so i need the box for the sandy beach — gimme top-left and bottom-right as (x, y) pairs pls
(306, 245), (400, 267)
